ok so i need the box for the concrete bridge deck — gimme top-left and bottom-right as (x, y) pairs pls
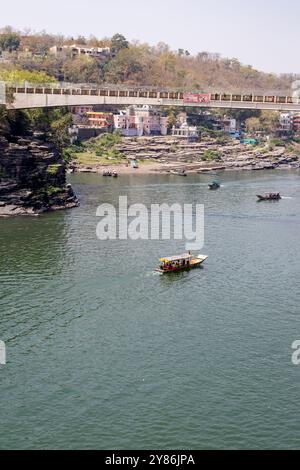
(2, 82), (299, 111)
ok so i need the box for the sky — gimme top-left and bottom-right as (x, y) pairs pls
(1, 0), (299, 74)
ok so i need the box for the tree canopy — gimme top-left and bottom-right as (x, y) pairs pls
(0, 31), (20, 52)
(0, 27), (296, 93)
(111, 34), (129, 55)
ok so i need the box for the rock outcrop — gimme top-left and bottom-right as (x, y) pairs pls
(0, 135), (79, 216)
(71, 136), (300, 174)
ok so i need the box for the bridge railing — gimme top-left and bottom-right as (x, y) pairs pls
(2, 81), (300, 106)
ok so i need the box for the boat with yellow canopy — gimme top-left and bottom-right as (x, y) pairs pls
(155, 252), (208, 274)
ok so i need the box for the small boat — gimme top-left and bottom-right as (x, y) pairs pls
(257, 193), (281, 201)
(103, 170), (112, 177)
(208, 181), (220, 190)
(155, 252), (208, 274)
(170, 169), (187, 177)
(112, 171), (118, 178)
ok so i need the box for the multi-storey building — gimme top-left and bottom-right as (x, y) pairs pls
(279, 113), (293, 132)
(86, 112), (114, 129)
(279, 112), (300, 132)
(113, 105), (168, 136)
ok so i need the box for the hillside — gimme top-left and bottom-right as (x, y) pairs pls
(0, 27), (297, 93)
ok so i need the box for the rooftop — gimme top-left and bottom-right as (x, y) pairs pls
(160, 253), (192, 262)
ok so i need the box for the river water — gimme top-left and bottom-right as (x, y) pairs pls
(0, 170), (299, 450)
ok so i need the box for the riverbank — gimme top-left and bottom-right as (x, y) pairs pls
(70, 136), (300, 175)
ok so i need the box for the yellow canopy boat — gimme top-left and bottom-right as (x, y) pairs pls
(156, 252), (208, 273)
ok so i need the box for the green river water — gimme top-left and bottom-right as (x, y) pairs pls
(0, 170), (299, 449)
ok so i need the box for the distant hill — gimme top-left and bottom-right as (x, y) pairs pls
(0, 27), (297, 93)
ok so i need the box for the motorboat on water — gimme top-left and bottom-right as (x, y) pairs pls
(257, 193), (281, 201)
(155, 252), (208, 274)
(208, 181), (220, 190)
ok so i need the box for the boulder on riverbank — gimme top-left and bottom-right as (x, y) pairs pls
(0, 135), (79, 217)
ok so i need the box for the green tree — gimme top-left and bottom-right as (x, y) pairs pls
(0, 107), (30, 136)
(104, 47), (143, 83)
(259, 110), (279, 134)
(6, 110), (30, 135)
(49, 112), (73, 152)
(245, 111), (279, 134)
(25, 108), (52, 132)
(0, 32), (20, 52)
(111, 34), (129, 55)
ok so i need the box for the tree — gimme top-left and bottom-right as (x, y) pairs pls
(62, 56), (101, 83)
(21, 32), (56, 55)
(246, 111), (279, 134)
(225, 109), (261, 124)
(104, 47), (144, 83)
(0, 32), (20, 52)
(6, 109), (30, 135)
(111, 34), (129, 55)
(245, 117), (261, 132)
(76, 35), (87, 45)
(258, 110), (280, 134)
(25, 108), (52, 132)
(49, 112), (73, 152)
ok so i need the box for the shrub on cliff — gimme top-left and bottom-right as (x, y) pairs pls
(0, 69), (56, 86)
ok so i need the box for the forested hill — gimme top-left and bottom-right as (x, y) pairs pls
(0, 27), (297, 93)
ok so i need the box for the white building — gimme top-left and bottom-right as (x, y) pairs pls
(49, 45), (110, 60)
(113, 105), (168, 136)
(279, 112), (293, 131)
(172, 122), (198, 139)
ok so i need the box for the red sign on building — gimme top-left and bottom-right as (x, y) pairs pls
(183, 93), (210, 104)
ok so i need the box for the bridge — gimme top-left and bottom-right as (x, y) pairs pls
(1, 82), (300, 111)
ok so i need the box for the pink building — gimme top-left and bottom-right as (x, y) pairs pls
(114, 105), (168, 136)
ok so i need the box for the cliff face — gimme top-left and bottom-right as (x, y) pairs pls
(0, 135), (79, 216)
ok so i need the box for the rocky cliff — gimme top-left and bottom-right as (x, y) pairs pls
(0, 135), (79, 216)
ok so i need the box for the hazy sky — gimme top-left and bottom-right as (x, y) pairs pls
(1, 0), (299, 74)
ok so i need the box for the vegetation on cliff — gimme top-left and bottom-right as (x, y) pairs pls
(66, 133), (125, 166)
(0, 69), (77, 215)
